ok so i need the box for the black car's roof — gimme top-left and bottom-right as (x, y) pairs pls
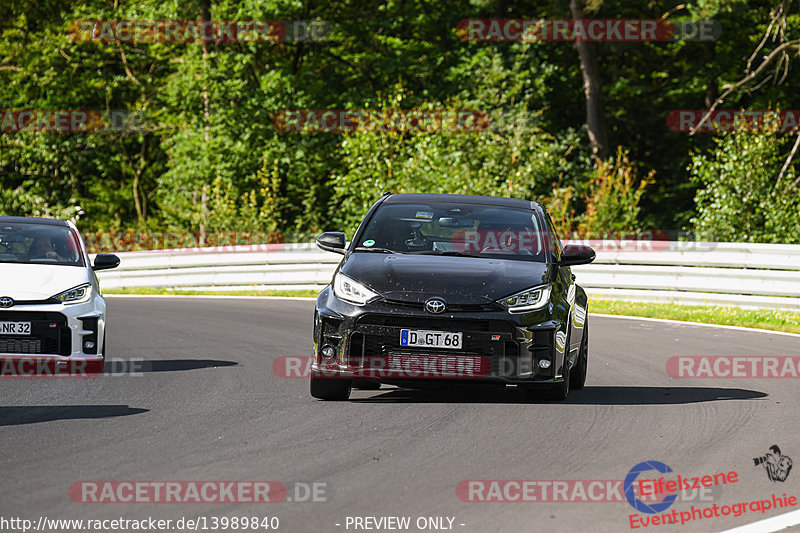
(0, 216), (69, 227)
(382, 193), (538, 210)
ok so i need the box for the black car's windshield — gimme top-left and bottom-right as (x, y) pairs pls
(0, 223), (85, 266)
(356, 202), (546, 262)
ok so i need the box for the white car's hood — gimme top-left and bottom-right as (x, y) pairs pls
(0, 263), (90, 300)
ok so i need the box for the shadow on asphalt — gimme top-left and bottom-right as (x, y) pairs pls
(0, 405), (149, 426)
(105, 359), (238, 373)
(349, 386), (768, 405)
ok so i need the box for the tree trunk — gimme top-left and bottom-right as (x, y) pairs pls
(703, 41), (718, 108)
(199, 0), (211, 246)
(133, 135), (147, 222)
(569, 0), (609, 163)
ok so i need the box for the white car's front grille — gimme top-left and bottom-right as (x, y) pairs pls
(0, 337), (42, 354)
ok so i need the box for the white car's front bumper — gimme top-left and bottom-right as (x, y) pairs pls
(0, 295), (106, 359)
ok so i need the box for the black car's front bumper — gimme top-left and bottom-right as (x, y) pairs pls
(312, 287), (570, 387)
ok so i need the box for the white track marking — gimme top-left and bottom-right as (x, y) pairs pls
(716, 509), (800, 533)
(593, 313), (800, 338)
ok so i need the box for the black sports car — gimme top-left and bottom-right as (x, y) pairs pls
(311, 193), (595, 401)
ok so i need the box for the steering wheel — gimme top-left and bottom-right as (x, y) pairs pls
(480, 245), (524, 254)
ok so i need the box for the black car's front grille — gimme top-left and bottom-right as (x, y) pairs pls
(358, 331), (504, 358)
(0, 312), (71, 355)
(346, 314), (519, 367)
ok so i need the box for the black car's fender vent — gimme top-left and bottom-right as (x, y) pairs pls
(320, 317), (343, 343)
(529, 329), (554, 353)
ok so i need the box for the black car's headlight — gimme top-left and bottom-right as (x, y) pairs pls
(333, 273), (379, 305)
(51, 283), (92, 304)
(498, 284), (551, 313)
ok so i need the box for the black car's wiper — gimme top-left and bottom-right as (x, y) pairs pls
(353, 247), (401, 254)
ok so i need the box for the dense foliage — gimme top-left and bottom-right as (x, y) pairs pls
(1, 0), (798, 244)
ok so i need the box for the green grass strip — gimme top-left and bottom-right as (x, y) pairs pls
(105, 287), (320, 298)
(590, 299), (800, 335)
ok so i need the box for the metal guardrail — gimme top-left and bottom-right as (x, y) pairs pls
(94, 241), (800, 311)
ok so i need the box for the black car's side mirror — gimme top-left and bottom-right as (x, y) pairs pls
(316, 232), (346, 255)
(92, 253), (120, 271)
(559, 244), (596, 266)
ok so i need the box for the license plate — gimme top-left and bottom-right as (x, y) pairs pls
(400, 329), (462, 349)
(0, 321), (31, 335)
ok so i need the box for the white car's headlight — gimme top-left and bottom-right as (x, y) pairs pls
(333, 273), (379, 305)
(498, 284), (551, 313)
(51, 283), (92, 304)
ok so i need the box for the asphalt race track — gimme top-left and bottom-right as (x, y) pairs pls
(2, 296), (799, 533)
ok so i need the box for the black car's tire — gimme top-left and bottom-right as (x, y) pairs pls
(536, 367), (569, 401)
(352, 380), (381, 390)
(310, 375), (352, 400)
(570, 321), (588, 390)
(527, 328), (571, 401)
(525, 365), (570, 401)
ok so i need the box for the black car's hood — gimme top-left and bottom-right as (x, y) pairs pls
(340, 252), (550, 304)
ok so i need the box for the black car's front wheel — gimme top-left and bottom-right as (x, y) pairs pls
(527, 330), (571, 401)
(310, 374), (352, 401)
(532, 364), (569, 401)
(570, 320), (588, 390)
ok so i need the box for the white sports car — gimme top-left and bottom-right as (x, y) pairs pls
(0, 217), (119, 369)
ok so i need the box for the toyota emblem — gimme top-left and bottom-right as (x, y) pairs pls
(424, 298), (446, 314)
(0, 297), (14, 308)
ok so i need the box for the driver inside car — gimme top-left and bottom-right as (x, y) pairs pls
(379, 219), (431, 252)
(29, 234), (61, 260)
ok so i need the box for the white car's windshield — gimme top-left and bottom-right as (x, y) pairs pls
(0, 222), (85, 266)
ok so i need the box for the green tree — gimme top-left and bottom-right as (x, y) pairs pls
(690, 131), (800, 243)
